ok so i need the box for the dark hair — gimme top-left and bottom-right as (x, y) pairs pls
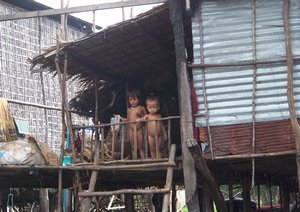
(127, 89), (142, 100)
(146, 95), (160, 105)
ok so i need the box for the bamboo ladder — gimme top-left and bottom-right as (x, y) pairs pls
(78, 144), (177, 212)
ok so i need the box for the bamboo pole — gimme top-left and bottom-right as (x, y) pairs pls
(133, 125), (138, 159)
(101, 127), (105, 162)
(80, 128), (85, 163)
(154, 121), (159, 158)
(187, 57), (300, 68)
(58, 169), (62, 212)
(0, 161), (176, 171)
(171, 185), (176, 212)
(78, 188), (170, 197)
(121, 125), (125, 160)
(168, 119), (171, 154)
(144, 125), (148, 159)
(228, 177), (233, 212)
(257, 185), (260, 210)
(112, 125), (116, 160)
(251, 0), (257, 188)
(81, 78), (101, 211)
(162, 144), (176, 212)
(55, 37), (65, 212)
(73, 116), (180, 129)
(213, 150), (296, 160)
(283, 0), (300, 193)
(73, 158), (169, 166)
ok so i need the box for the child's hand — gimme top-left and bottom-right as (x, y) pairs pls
(136, 108), (143, 116)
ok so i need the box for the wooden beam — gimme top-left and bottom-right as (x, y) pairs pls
(78, 188), (169, 197)
(283, 0), (300, 193)
(167, 0), (200, 211)
(0, 0), (166, 21)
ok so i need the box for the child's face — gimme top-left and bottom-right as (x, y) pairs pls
(128, 96), (139, 107)
(146, 100), (160, 115)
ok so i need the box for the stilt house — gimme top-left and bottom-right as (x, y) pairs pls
(29, 0), (300, 211)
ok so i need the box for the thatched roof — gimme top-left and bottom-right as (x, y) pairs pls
(30, 3), (192, 122)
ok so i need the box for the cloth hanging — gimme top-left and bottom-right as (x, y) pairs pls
(0, 98), (17, 142)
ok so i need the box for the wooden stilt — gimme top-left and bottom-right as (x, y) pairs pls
(39, 188), (49, 212)
(58, 170), (62, 212)
(242, 177), (251, 212)
(162, 144), (176, 211)
(167, 0), (200, 209)
(80, 78), (101, 211)
(171, 184), (176, 212)
(228, 177), (233, 212)
(282, 181), (290, 212)
(125, 194), (134, 212)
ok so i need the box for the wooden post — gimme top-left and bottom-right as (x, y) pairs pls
(257, 185), (260, 210)
(268, 183), (273, 208)
(144, 125), (148, 159)
(125, 194), (134, 212)
(58, 170), (62, 212)
(203, 183), (213, 212)
(162, 144), (176, 211)
(81, 78), (101, 211)
(188, 142), (227, 211)
(80, 128), (85, 163)
(101, 127), (105, 162)
(242, 177), (251, 212)
(167, 0), (200, 211)
(172, 184), (176, 212)
(39, 188), (49, 212)
(282, 181), (290, 212)
(168, 119), (171, 153)
(283, 0), (300, 193)
(228, 178), (234, 212)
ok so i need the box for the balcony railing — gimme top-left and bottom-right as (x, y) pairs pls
(73, 116), (180, 163)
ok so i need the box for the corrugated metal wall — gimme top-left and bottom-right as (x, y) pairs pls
(192, 0), (300, 127)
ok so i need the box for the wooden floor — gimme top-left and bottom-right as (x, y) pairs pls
(0, 151), (296, 189)
(0, 158), (184, 189)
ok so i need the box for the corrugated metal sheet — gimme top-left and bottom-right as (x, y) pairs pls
(192, 0), (300, 127)
(201, 119), (295, 157)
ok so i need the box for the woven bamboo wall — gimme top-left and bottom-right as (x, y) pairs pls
(0, 2), (87, 154)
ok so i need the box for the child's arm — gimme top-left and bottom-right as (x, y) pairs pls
(136, 114), (148, 122)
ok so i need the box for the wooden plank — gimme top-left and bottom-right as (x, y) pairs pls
(0, 161), (175, 171)
(0, 0), (166, 21)
(78, 188), (169, 197)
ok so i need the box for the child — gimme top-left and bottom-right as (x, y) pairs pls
(115, 90), (147, 159)
(138, 95), (166, 159)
